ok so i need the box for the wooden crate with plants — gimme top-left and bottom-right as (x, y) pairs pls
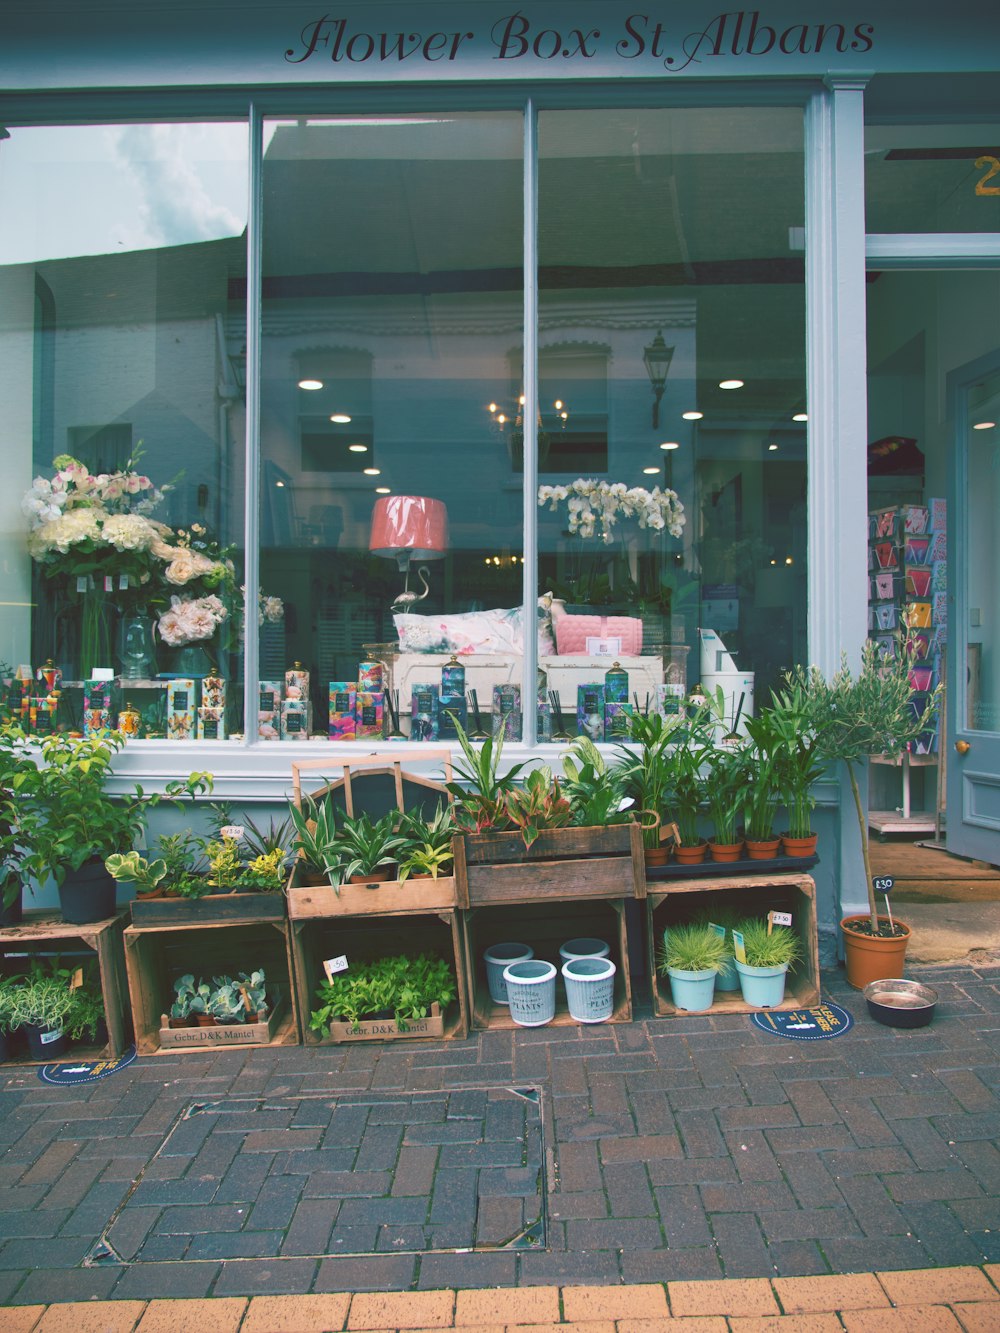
(285, 751), (467, 917)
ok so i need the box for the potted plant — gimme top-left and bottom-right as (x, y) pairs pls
(560, 737), (634, 831)
(0, 724), (44, 924)
(7, 958), (103, 1058)
(503, 767), (572, 850)
(397, 802), (456, 881)
(785, 636), (943, 986)
(668, 730), (710, 864)
(309, 953), (457, 1037)
(288, 790), (342, 887)
(105, 850), (168, 900)
(765, 682), (828, 856)
(705, 744), (746, 862)
(740, 710), (785, 858)
(615, 713), (685, 864)
(0, 976), (18, 1062)
(19, 731), (213, 924)
(328, 810), (407, 887)
(657, 922), (728, 1012)
(168, 974), (198, 1027)
(733, 916), (802, 1007)
(445, 716), (525, 835)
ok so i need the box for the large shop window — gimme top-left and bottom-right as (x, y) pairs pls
(534, 107), (806, 743)
(2, 121), (249, 738)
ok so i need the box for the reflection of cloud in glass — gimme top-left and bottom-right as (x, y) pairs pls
(109, 125), (245, 249)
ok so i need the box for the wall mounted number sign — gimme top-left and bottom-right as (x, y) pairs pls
(975, 156), (1000, 196)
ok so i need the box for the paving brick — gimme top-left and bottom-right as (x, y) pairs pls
(901, 1201), (994, 1267)
(314, 1253), (417, 1292)
(833, 1174), (910, 1235)
(111, 1260), (221, 1301)
(774, 1273), (890, 1312)
(516, 1249), (622, 1285)
(0, 1235), (92, 1270)
(839, 1306), (964, 1331)
(548, 1190), (608, 1221)
(654, 1184), (713, 1249)
(668, 1277), (780, 1317)
(765, 1240), (830, 1277)
(563, 1217), (665, 1250)
(242, 1293), (351, 1332)
(674, 1110), (728, 1159)
(11, 1267), (124, 1305)
(602, 1160), (656, 1218)
(782, 1079), (842, 1126)
(455, 1285), (560, 1323)
(281, 1197), (337, 1255)
(756, 1207), (863, 1242)
(556, 1141), (603, 1191)
(618, 1319), (727, 1333)
(0, 1308), (45, 1333)
(711, 1212), (772, 1280)
(729, 1317), (844, 1332)
(598, 1135), (683, 1164)
(819, 1235), (932, 1273)
(952, 1301), (1000, 1332)
(884, 1171), (986, 1204)
(134, 1296), (248, 1332)
(563, 1281), (668, 1320)
(722, 1130), (785, 1184)
(701, 1180), (797, 1213)
(620, 1247), (722, 1284)
(347, 1290), (454, 1328)
(34, 1300), (147, 1332)
(877, 1266), (1000, 1305)
(391, 1142), (440, 1197)
(212, 1258), (318, 1296)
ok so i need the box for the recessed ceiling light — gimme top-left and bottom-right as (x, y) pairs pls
(330, 413), (352, 423)
(682, 410), (703, 421)
(374, 486), (391, 494)
(659, 441), (680, 451)
(275, 480), (285, 488)
(768, 443), (779, 451)
(785, 556), (793, 565)
(973, 420), (995, 430)
(298, 378), (323, 391)
(719, 379), (744, 390)
(793, 412), (808, 422)
(643, 466), (660, 475)
(348, 443), (368, 452)
(363, 467), (381, 476)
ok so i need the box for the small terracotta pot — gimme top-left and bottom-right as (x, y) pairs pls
(841, 914), (911, 989)
(194, 1013), (217, 1027)
(135, 887), (163, 900)
(349, 869), (393, 885)
(673, 840), (708, 865)
(709, 840), (744, 863)
(168, 1015), (196, 1028)
(745, 837), (781, 860)
(780, 832), (818, 858)
(644, 845), (671, 868)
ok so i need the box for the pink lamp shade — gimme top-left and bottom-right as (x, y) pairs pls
(369, 495), (448, 563)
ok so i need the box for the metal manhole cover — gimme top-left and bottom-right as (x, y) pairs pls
(94, 1087), (545, 1265)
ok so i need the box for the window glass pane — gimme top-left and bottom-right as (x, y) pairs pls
(536, 107), (806, 738)
(259, 113), (523, 741)
(2, 122), (248, 738)
(865, 121), (1000, 232)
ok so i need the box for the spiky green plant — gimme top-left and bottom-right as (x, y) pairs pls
(738, 917), (802, 969)
(657, 922), (728, 976)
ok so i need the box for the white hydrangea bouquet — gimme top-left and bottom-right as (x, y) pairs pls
(537, 479), (685, 543)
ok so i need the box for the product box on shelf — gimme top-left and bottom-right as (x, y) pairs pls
(577, 683), (605, 742)
(83, 680), (115, 736)
(356, 690), (385, 739)
(441, 657), (465, 695)
(437, 692), (467, 740)
(656, 682), (685, 717)
(259, 680), (283, 712)
(410, 683), (440, 742)
(166, 679), (197, 740)
(358, 661), (384, 693)
(280, 699), (311, 739)
(328, 683), (357, 740)
(258, 711), (280, 741)
(285, 664), (310, 700)
(604, 701), (634, 740)
(197, 705), (225, 741)
(492, 684), (521, 740)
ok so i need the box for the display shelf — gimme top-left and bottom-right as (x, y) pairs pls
(291, 909), (469, 1045)
(461, 898), (633, 1030)
(644, 872), (819, 1017)
(0, 910), (130, 1061)
(123, 919), (299, 1055)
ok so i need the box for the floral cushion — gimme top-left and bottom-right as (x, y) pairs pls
(395, 603), (556, 656)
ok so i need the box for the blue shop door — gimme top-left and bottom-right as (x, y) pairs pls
(947, 349), (1000, 866)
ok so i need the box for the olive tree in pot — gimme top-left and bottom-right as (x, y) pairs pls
(784, 636), (943, 987)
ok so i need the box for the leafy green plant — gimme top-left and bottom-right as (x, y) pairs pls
(155, 830), (206, 883)
(738, 917), (802, 969)
(104, 850), (168, 895)
(740, 710), (785, 843)
(504, 767), (572, 849)
(705, 744), (746, 846)
(329, 810), (407, 886)
(657, 923), (728, 976)
(669, 732), (709, 848)
(561, 737), (632, 828)
(0, 725), (44, 912)
(445, 715), (524, 833)
(398, 841), (455, 882)
(763, 682), (828, 839)
(65, 984), (105, 1042)
(6, 957), (102, 1036)
(615, 712), (687, 848)
(170, 973), (198, 1020)
(784, 636), (943, 931)
(309, 953), (457, 1034)
(288, 790), (340, 882)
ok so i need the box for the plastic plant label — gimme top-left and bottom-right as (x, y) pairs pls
(40, 1028), (63, 1045)
(323, 955), (349, 981)
(873, 876), (895, 895)
(70, 967), (84, 990)
(77, 576), (88, 593)
(732, 929), (747, 965)
(770, 911), (793, 928)
(708, 922), (726, 940)
(104, 575), (114, 592)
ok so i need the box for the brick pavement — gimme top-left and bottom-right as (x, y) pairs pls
(1, 960), (999, 1311)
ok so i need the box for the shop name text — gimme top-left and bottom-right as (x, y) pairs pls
(285, 11), (877, 71)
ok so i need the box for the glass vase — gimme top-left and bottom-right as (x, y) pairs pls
(118, 609), (157, 680)
(173, 643), (215, 678)
(78, 591), (115, 682)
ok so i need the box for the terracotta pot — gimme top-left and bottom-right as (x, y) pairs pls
(644, 845), (671, 868)
(709, 840), (744, 863)
(840, 914), (911, 989)
(168, 1015), (196, 1028)
(349, 869), (393, 885)
(673, 840), (708, 865)
(135, 887), (163, 900)
(781, 832), (818, 858)
(194, 1013), (217, 1027)
(745, 837), (781, 861)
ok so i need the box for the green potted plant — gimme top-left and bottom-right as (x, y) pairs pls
(615, 712), (687, 864)
(0, 975), (18, 1062)
(668, 731), (710, 864)
(503, 767), (572, 850)
(6, 958), (101, 1059)
(309, 952), (457, 1037)
(169, 974), (198, 1027)
(0, 724), (44, 924)
(328, 810), (407, 887)
(445, 717), (524, 835)
(104, 850), (168, 900)
(733, 916), (802, 1007)
(657, 922), (728, 1012)
(288, 790), (341, 886)
(397, 802), (457, 881)
(560, 737), (633, 830)
(740, 710), (786, 858)
(785, 636), (943, 986)
(19, 731), (213, 924)
(705, 744), (746, 862)
(764, 682), (828, 856)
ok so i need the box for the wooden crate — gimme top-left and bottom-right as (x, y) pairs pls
(124, 920), (300, 1055)
(462, 822), (645, 906)
(285, 835), (467, 918)
(0, 910), (130, 1062)
(644, 872), (820, 1018)
(326, 1001), (447, 1044)
(131, 891), (286, 926)
(157, 994), (287, 1049)
(461, 898), (633, 1030)
(291, 910), (469, 1045)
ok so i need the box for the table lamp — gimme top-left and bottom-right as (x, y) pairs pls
(369, 495), (448, 610)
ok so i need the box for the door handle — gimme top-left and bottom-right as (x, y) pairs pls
(955, 740), (971, 755)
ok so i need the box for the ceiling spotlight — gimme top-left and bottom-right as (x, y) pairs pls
(275, 480), (285, 488)
(374, 486), (391, 494)
(719, 379), (744, 390)
(299, 378), (323, 391)
(793, 412), (808, 422)
(660, 441), (680, 450)
(768, 442), (779, 451)
(330, 413), (352, 424)
(643, 466), (660, 475)
(682, 410), (703, 421)
(348, 443), (368, 453)
(363, 467), (381, 476)
(973, 420), (996, 430)
(785, 556), (793, 565)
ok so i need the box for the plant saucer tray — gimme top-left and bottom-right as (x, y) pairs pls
(131, 890), (286, 926)
(326, 1001), (447, 1043)
(157, 993), (286, 1048)
(645, 853), (818, 881)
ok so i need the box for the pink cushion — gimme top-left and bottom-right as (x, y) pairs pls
(554, 614), (643, 656)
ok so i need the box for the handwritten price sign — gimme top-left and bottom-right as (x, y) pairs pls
(873, 876), (895, 896)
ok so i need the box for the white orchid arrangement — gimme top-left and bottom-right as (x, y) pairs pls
(538, 479), (685, 544)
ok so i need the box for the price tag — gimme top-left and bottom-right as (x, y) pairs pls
(323, 955), (349, 981)
(586, 637), (622, 657)
(732, 928), (747, 965)
(770, 911), (793, 928)
(873, 876), (895, 895)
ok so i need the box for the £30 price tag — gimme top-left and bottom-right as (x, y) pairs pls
(873, 876), (895, 895)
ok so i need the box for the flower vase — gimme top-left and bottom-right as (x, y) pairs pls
(173, 644), (215, 678)
(78, 589), (115, 681)
(118, 610), (157, 680)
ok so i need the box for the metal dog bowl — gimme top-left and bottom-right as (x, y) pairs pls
(862, 978), (938, 1028)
